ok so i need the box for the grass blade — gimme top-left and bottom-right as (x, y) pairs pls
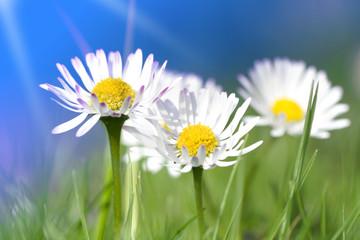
(224, 198), (243, 240)
(212, 135), (249, 240)
(299, 150), (318, 189)
(269, 81), (319, 240)
(72, 171), (90, 240)
(171, 215), (198, 240)
(331, 205), (360, 240)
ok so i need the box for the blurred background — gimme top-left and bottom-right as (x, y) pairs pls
(1, 0), (360, 200)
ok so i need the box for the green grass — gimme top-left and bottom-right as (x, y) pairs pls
(1, 88), (359, 239)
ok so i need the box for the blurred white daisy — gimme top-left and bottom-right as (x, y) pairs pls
(40, 49), (177, 137)
(238, 58), (350, 138)
(161, 71), (223, 100)
(125, 88), (262, 173)
(122, 72), (223, 177)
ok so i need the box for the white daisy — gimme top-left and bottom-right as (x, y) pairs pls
(162, 71), (222, 98)
(237, 58), (350, 138)
(40, 49), (177, 137)
(125, 88), (263, 173)
(122, 72), (223, 177)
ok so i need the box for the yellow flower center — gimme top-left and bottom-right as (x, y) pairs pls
(271, 98), (303, 122)
(91, 77), (135, 111)
(176, 123), (218, 157)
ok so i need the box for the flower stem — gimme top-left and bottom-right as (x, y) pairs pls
(192, 166), (205, 238)
(101, 115), (129, 238)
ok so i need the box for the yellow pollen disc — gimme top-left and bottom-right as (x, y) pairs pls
(271, 98), (304, 122)
(91, 77), (135, 111)
(176, 123), (218, 157)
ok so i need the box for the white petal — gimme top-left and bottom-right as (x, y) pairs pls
(180, 163), (193, 173)
(181, 146), (191, 163)
(241, 140), (263, 155)
(71, 57), (94, 91)
(90, 93), (101, 111)
(196, 145), (206, 166)
(197, 89), (210, 123)
(218, 98), (251, 139)
(144, 157), (163, 173)
(216, 160), (238, 167)
(52, 112), (88, 134)
(56, 63), (77, 89)
(318, 119), (351, 131)
(96, 49), (110, 80)
(119, 96), (132, 114)
(86, 52), (102, 84)
(310, 131), (330, 139)
(76, 114), (101, 137)
(132, 85), (145, 108)
(123, 49), (142, 88)
(156, 100), (182, 132)
(77, 98), (94, 113)
(168, 168), (181, 178)
(140, 54), (154, 86)
(108, 51), (122, 79)
(50, 98), (82, 113)
(126, 151), (143, 162)
(270, 126), (285, 137)
(226, 116), (259, 142)
(190, 157), (201, 167)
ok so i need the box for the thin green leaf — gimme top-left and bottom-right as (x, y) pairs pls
(212, 135), (249, 240)
(171, 214), (198, 240)
(271, 81), (319, 240)
(72, 171), (90, 240)
(123, 158), (134, 239)
(224, 198), (243, 240)
(299, 150), (318, 189)
(136, 171), (154, 240)
(331, 205), (360, 240)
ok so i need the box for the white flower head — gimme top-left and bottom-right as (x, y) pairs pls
(162, 71), (222, 98)
(126, 87), (263, 173)
(238, 58), (350, 138)
(40, 49), (178, 137)
(122, 71), (223, 176)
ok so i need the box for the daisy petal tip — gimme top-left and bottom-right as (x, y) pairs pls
(253, 116), (261, 123)
(51, 128), (62, 135)
(344, 119), (351, 127)
(75, 131), (84, 138)
(135, 48), (142, 55)
(147, 53), (154, 61)
(39, 83), (48, 89)
(55, 63), (62, 69)
(96, 49), (105, 55)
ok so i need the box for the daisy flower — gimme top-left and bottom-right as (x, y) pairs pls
(125, 87), (262, 237)
(126, 87), (263, 173)
(40, 49), (178, 237)
(238, 58), (350, 138)
(40, 49), (176, 137)
(122, 72), (223, 177)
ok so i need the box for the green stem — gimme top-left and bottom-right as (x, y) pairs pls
(192, 167), (205, 238)
(101, 115), (129, 238)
